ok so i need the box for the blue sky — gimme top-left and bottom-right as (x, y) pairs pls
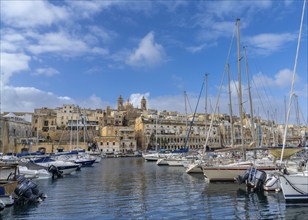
(1, 0), (307, 125)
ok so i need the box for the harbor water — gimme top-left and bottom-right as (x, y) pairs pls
(1, 157), (307, 219)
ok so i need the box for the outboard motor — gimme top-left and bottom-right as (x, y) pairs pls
(14, 176), (47, 205)
(236, 167), (267, 192)
(235, 168), (250, 184)
(48, 165), (63, 179)
(14, 180), (38, 204)
(246, 167), (267, 192)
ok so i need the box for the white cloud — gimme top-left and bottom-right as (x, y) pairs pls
(186, 41), (218, 53)
(77, 94), (110, 109)
(187, 43), (208, 53)
(0, 52), (31, 85)
(205, 1), (272, 19)
(274, 69), (296, 87)
(295, 83), (308, 98)
(33, 68), (60, 77)
(27, 32), (87, 55)
(66, 1), (120, 18)
(87, 26), (118, 44)
(244, 33), (296, 55)
(192, 1), (272, 42)
(0, 30), (27, 52)
(127, 32), (166, 67)
(25, 31), (109, 57)
(1, 87), (110, 113)
(1, 1), (68, 28)
(129, 93), (150, 108)
(253, 68), (296, 88)
(1, 85), (74, 112)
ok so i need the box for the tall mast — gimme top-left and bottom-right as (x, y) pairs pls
(155, 113), (158, 151)
(284, 96), (287, 123)
(227, 64), (234, 147)
(204, 74), (208, 135)
(77, 106), (79, 149)
(280, 0), (306, 163)
(236, 19), (245, 160)
(294, 94), (300, 126)
(243, 47), (256, 146)
(83, 109), (86, 147)
(70, 117), (72, 149)
(184, 91), (188, 136)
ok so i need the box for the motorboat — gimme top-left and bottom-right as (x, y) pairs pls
(56, 154), (96, 167)
(0, 163), (19, 206)
(278, 161), (308, 202)
(31, 157), (80, 175)
(18, 166), (51, 179)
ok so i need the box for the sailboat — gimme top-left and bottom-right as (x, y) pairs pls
(186, 75), (208, 173)
(201, 19), (278, 182)
(278, 0), (308, 202)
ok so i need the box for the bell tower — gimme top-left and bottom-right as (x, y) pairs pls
(117, 95), (123, 111)
(141, 96), (147, 111)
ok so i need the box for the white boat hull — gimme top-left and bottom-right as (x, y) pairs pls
(186, 163), (203, 173)
(156, 158), (168, 166)
(279, 174), (308, 201)
(93, 156), (102, 163)
(0, 195), (14, 206)
(167, 160), (185, 166)
(35, 162), (79, 175)
(143, 155), (159, 161)
(203, 165), (276, 182)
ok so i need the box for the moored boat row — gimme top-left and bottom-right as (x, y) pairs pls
(0, 149), (105, 212)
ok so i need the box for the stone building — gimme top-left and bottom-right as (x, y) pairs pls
(134, 112), (223, 151)
(56, 104), (103, 132)
(97, 126), (136, 154)
(0, 113), (32, 153)
(32, 105), (103, 145)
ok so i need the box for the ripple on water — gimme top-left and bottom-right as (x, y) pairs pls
(1, 158), (307, 219)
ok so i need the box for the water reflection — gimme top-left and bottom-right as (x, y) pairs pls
(0, 158), (306, 219)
